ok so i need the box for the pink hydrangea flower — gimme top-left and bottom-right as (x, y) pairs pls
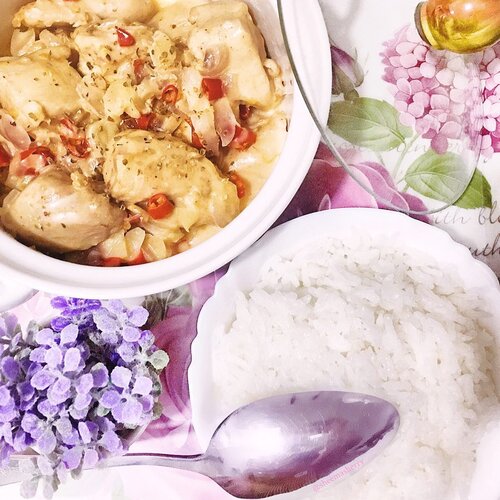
(381, 25), (479, 155)
(471, 43), (500, 158)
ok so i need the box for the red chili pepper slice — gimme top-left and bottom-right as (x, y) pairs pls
(228, 172), (246, 199)
(116, 27), (136, 47)
(229, 126), (257, 151)
(122, 113), (157, 131)
(20, 146), (55, 163)
(133, 59), (145, 84)
(185, 118), (205, 149)
(61, 136), (90, 159)
(102, 257), (122, 267)
(239, 104), (253, 122)
(126, 250), (147, 266)
(136, 113), (155, 131)
(0, 144), (11, 168)
(60, 116), (79, 136)
(161, 84), (179, 104)
(147, 193), (175, 220)
(201, 78), (225, 101)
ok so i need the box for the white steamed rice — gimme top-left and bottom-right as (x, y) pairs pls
(212, 234), (500, 500)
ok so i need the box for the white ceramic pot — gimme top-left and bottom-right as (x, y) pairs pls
(0, 0), (331, 299)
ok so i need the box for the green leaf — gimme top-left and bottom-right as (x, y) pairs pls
(404, 150), (471, 204)
(454, 168), (492, 209)
(328, 97), (412, 151)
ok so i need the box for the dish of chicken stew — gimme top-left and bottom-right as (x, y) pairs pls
(0, 0), (287, 266)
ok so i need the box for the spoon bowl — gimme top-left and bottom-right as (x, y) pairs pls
(200, 391), (400, 498)
(2, 391), (399, 498)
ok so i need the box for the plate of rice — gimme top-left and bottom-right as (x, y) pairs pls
(190, 208), (500, 500)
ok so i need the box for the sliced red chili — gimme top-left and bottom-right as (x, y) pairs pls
(0, 144), (11, 168)
(133, 59), (145, 84)
(20, 146), (55, 163)
(116, 27), (136, 47)
(60, 116), (79, 136)
(201, 78), (225, 101)
(239, 104), (253, 122)
(61, 136), (90, 158)
(161, 84), (179, 104)
(121, 113), (157, 131)
(136, 113), (155, 130)
(229, 126), (257, 151)
(185, 118), (205, 149)
(126, 250), (147, 266)
(102, 257), (122, 267)
(147, 193), (174, 220)
(229, 172), (246, 199)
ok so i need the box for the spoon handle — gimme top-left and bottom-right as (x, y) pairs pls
(0, 453), (211, 488)
(103, 452), (209, 476)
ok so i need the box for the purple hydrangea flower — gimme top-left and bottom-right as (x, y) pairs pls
(0, 300), (168, 499)
(50, 297), (101, 333)
(110, 367), (131, 388)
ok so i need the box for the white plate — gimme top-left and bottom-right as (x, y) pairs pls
(190, 208), (500, 499)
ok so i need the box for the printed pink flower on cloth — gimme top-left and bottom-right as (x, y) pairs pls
(472, 43), (500, 158)
(140, 272), (224, 455)
(277, 144), (429, 225)
(381, 25), (479, 155)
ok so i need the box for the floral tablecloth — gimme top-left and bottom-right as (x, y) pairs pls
(2, 0), (500, 499)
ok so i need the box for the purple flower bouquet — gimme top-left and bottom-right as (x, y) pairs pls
(0, 298), (168, 498)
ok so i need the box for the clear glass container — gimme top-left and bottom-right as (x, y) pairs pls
(278, 0), (484, 216)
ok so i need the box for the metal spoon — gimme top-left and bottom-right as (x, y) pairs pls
(2, 391), (399, 498)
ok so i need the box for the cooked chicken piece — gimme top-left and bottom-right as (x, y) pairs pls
(12, 0), (94, 29)
(151, 0), (208, 41)
(102, 130), (239, 227)
(0, 47), (82, 130)
(13, 0), (155, 29)
(188, 0), (273, 107)
(1, 170), (125, 253)
(223, 113), (288, 202)
(10, 28), (74, 57)
(72, 22), (155, 83)
(81, 0), (156, 23)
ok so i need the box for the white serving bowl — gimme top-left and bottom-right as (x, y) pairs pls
(0, 0), (332, 299)
(191, 208), (500, 500)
